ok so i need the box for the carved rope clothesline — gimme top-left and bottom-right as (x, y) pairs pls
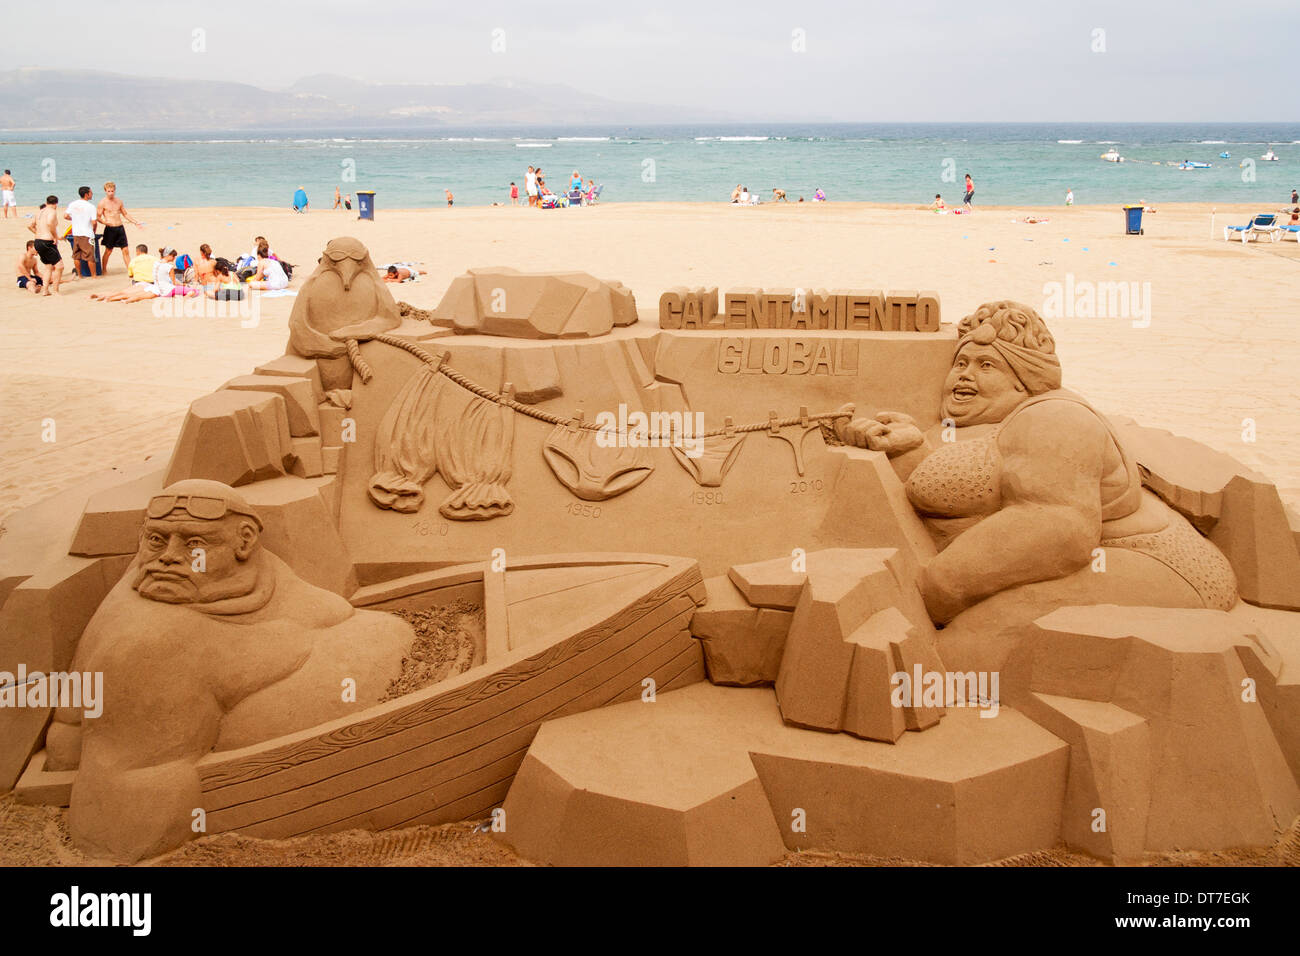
(345, 333), (854, 441)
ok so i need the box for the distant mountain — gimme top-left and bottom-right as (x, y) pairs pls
(0, 69), (728, 131)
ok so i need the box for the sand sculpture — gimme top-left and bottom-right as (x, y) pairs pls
(429, 267), (638, 338)
(45, 479), (412, 862)
(2, 239), (1297, 867)
(288, 237), (403, 393)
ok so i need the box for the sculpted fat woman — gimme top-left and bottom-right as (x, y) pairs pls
(836, 301), (1236, 665)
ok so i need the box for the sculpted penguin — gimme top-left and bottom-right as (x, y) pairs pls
(288, 237), (403, 391)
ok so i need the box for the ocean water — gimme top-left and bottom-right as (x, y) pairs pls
(1, 122), (1297, 209)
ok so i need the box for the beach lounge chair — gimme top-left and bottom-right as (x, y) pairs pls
(1282, 224), (1300, 242)
(1223, 213), (1280, 243)
(567, 188), (584, 207)
(588, 185), (603, 204)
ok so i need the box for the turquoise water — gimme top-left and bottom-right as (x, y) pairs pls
(1, 123), (1297, 208)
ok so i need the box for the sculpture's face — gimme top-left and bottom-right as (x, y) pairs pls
(941, 344), (1027, 426)
(135, 514), (255, 604)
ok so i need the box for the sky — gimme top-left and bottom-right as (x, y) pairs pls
(5, 0), (1296, 121)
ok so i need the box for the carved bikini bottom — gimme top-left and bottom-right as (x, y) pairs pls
(671, 433), (747, 487)
(543, 425), (654, 501)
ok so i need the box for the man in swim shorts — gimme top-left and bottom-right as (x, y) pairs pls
(96, 181), (142, 277)
(0, 169), (15, 219)
(16, 240), (43, 293)
(27, 196), (65, 295)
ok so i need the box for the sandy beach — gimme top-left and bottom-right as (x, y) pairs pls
(3, 200), (1298, 521)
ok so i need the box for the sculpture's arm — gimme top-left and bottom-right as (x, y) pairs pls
(917, 401), (1106, 623)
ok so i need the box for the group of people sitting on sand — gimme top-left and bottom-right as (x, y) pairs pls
(731, 185), (824, 204)
(84, 237), (293, 303)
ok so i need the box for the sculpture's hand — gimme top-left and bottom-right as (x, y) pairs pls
(829, 403), (857, 443)
(864, 411), (925, 456)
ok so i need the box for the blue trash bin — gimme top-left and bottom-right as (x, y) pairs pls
(1123, 204), (1145, 235)
(357, 190), (376, 221)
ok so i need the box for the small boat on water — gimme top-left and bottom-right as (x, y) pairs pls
(1100, 148), (1125, 163)
(1179, 161), (1212, 169)
(1220, 152), (1231, 159)
(1261, 148), (1279, 162)
(15, 553), (708, 840)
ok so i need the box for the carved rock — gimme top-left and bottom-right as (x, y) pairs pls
(429, 267), (637, 338)
(164, 390), (294, 487)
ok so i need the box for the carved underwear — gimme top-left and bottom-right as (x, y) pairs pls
(671, 433), (747, 487)
(368, 365), (515, 520)
(543, 424), (654, 501)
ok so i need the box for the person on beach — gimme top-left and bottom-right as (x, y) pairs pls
(1, 170), (15, 219)
(510, 182), (519, 205)
(585, 179), (597, 203)
(334, 187), (342, 210)
(731, 184), (742, 203)
(570, 170), (583, 192)
(931, 194), (946, 211)
(247, 242), (289, 291)
(445, 189), (454, 207)
(64, 186), (98, 280)
(293, 187), (309, 212)
(96, 182), (141, 277)
(154, 247), (197, 298)
(206, 261), (244, 300)
(1290, 189), (1297, 205)
(773, 188), (787, 202)
(27, 196), (65, 296)
(738, 185), (750, 204)
(814, 187), (826, 202)
(1290, 206), (1299, 225)
(1065, 188), (1074, 206)
(381, 264), (424, 282)
(963, 173), (975, 211)
(16, 241), (43, 293)
(525, 166), (538, 207)
(128, 244), (157, 284)
(196, 244), (217, 289)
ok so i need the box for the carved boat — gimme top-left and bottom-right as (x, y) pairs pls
(16, 553), (706, 842)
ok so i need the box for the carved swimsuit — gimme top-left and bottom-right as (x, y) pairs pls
(904, 390), (1235, 610)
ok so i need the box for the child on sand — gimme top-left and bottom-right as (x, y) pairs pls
(1066, 188), (1074, 206)
(931, 194), (946, 211)
(963, 174), (975, 210)
(510, 182), (519, 205)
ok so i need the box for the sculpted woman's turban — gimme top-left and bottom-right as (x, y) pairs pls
(956, 301), (1062, 394)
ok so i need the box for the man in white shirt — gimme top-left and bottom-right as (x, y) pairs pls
(64, 186), (98, 279)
